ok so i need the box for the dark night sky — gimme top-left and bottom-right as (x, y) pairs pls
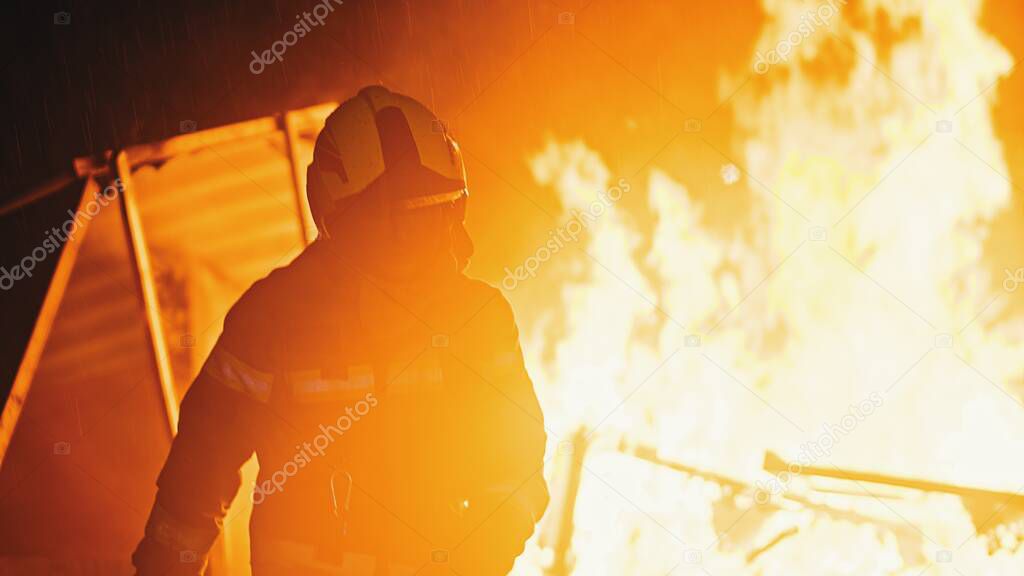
(0, 0), (564, 199)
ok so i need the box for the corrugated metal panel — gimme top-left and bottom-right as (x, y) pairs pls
(0, 192), (169, 572)
(130, 124), (314, 576)
(0, 107), (328, 574)
(134, 130), (306, 299)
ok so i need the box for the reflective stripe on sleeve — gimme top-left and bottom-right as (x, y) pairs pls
(202, 345), (274, 403)
(147, 503), (219, 555)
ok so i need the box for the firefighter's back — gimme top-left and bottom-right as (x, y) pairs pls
(215, 241), (539, 572)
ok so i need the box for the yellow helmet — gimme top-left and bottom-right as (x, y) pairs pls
(307, 85), (468, 238)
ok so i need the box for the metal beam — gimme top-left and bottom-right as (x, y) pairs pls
(124, 101), (336, 169)
(545, 427), (588, 576)
(115, 151), (179, 438)
(0, 172), (77, 218)
(764, 450), (1017, 499)
(1, 101), (339, 217)
(0, 177), (97, 465)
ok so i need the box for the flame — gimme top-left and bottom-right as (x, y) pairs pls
(517, 0), (1024, 573)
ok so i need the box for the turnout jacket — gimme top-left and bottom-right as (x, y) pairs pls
(133, 241), (549, 574)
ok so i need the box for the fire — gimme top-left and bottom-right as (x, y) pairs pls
(515, 0), (1024, 573)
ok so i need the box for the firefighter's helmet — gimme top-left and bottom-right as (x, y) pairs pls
(307, 85), (468, 239)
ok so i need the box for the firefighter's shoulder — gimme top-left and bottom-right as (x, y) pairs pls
(451, 276), (535, 398)
(221, 249), (319, 355)
(453, 275), (521, 340)
(204, 247), (324, 402)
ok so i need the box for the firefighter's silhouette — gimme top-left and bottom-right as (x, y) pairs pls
(133, 86), (549, 575)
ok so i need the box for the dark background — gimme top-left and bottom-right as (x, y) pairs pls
(0, 0), (568, 195)
(0, 0), (583, 397)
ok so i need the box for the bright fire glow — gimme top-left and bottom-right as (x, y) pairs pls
(515, 0), (1024, 573)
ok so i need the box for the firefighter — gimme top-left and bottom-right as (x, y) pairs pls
(133, 85), (549, 575)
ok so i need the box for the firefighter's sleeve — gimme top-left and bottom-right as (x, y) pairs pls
(450, 290), (549, 575)
(133, 297), (274, 575)
(463, 291), (550, 535)
(489, 296), (549, 524)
